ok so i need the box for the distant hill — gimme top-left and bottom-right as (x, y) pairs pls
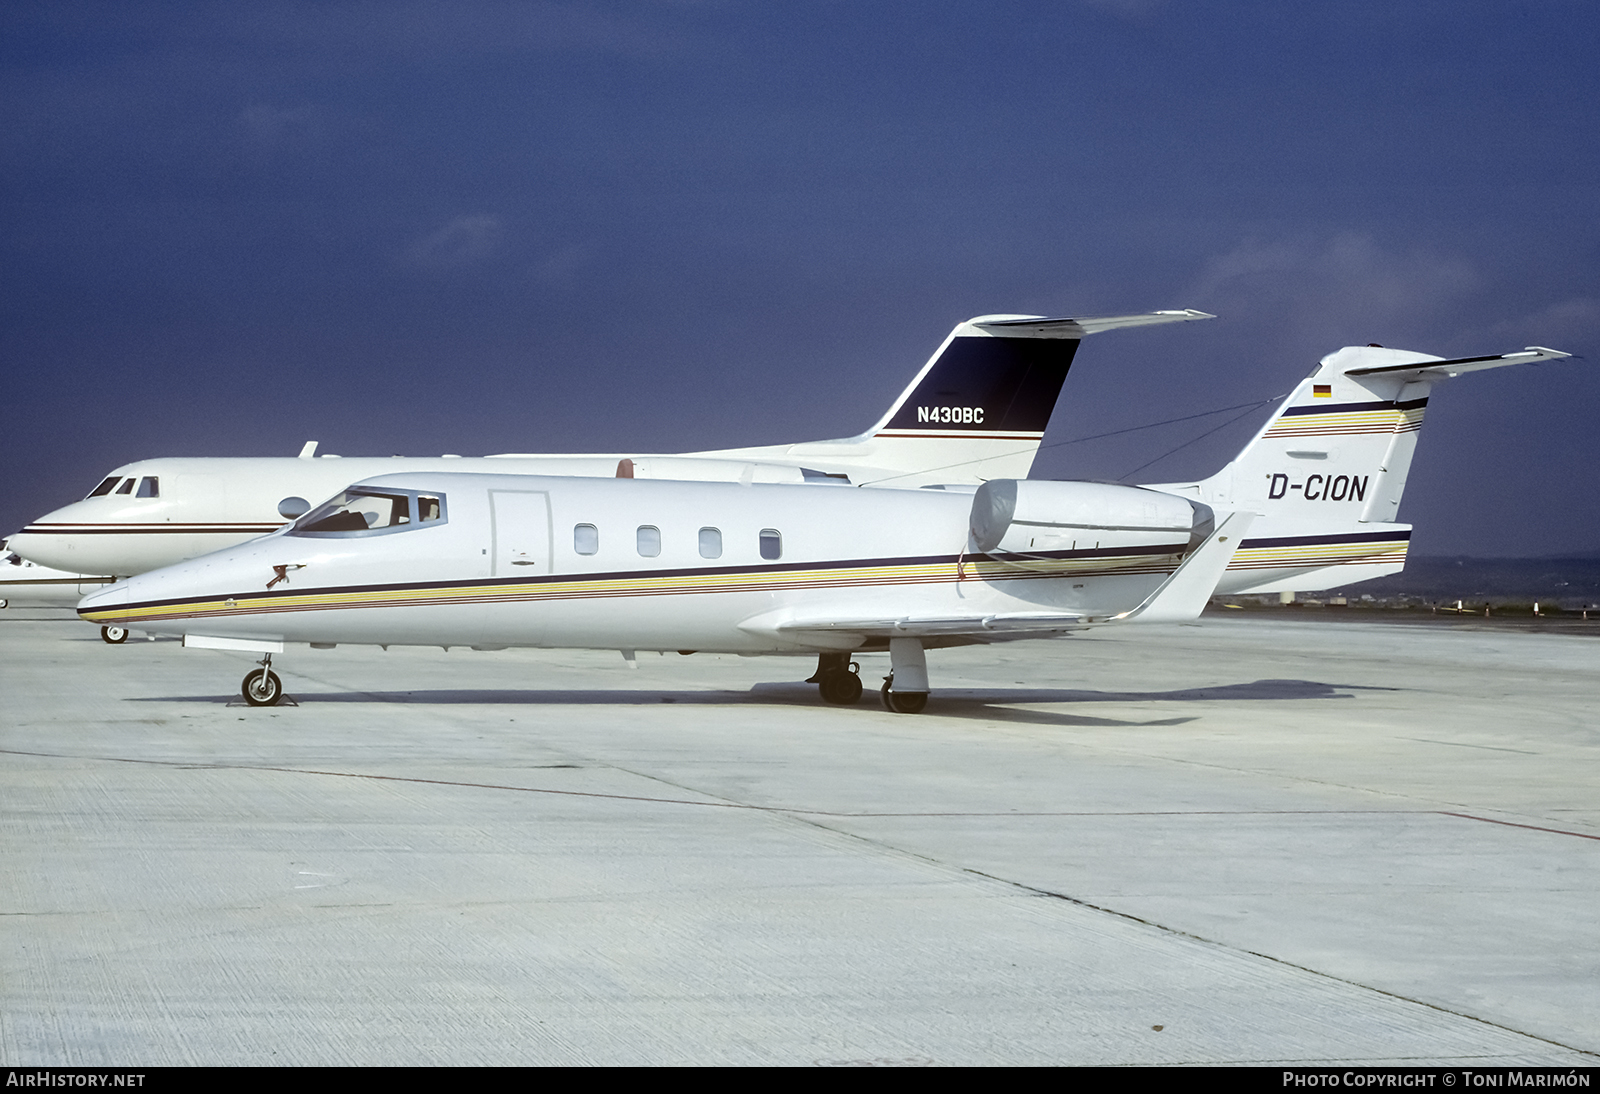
(1332, 555), (1600, 606)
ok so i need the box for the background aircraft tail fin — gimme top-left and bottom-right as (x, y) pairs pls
(706, 310), (1213, 488)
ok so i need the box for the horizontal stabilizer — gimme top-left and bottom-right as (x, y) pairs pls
(972, 310), (1215, 339)
(1344, 346), (1571, 379)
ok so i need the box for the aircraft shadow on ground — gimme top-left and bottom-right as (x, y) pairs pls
(132, 678), (1386, 728)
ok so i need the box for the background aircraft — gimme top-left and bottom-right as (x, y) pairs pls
(10, 310), (1210, 589)
(79, 337), (1570, 710)
(0, 541), (114, 613)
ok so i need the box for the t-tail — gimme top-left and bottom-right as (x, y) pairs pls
(701, 310), (1214, 488)
(1145, 344), (1573, 595)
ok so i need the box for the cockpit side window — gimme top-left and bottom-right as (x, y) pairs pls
(135, 477), (159, 498)
(287, 489), (446, 537)
(87, 476), (120, 498)
(114, 478), (135, 495)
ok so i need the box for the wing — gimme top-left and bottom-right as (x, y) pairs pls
(750, 610), (1087, 642)
(738, 512), (1257, 645)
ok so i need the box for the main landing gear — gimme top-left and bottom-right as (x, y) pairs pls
(241, 654), (283, 707)
(807, 640), (931, 713)
(879, 677), (928, 714)
(881, 637), (929, 714)
(100, 625), (129, 644)
(807, 652), (863, 705)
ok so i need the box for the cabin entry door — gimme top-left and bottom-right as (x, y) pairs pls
(489, 490), (552, 578)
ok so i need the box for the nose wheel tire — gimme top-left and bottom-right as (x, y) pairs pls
(880, 676), (928, 714)
(818, 666), (864, 705)
(100, 625), (129, 644)
(242, 668), (283, 707)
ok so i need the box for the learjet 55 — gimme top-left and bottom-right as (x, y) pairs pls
(77, 340), (1571, 711)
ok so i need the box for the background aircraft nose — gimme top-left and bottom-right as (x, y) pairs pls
(6, 526), (86, 573)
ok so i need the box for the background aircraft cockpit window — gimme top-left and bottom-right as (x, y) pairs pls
(291, 490), (421, 536)
(87, 477), (120, 498)
(698, 527), (722, 559)
(636, 526), (660, 558)
(759, 529), (782, 560)
(114, 478), (135, 494)
(574, 524), (599, 555)
(135, 477), (159, 498)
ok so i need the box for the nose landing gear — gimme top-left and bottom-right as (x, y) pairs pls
(241, 655), (283, 707)
(100, 625), (129, 644)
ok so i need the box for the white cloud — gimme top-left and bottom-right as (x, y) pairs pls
(199, 1), (685, 62)
(1484, 297), (1600, 346)
(1076, 0), (1165, 20)
(237, 103), (318, 145)
(404, 215), (505, 267)
(1184, 232), (1481, 354)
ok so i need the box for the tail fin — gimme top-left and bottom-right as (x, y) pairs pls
(701, 310), (1213, 488)
(1148, 345), (1571, 594)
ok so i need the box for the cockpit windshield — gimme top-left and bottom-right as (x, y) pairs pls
(288, 489), (447, 537)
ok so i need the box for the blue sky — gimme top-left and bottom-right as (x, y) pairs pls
(4, 1), (1596, 555)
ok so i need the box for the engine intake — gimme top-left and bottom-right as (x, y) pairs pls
(969, 480), (1214, 554)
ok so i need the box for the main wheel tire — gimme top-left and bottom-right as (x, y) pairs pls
(818, 669), (863, 705)
(100, 625), (129, 644)
(241, 668), (283, 707)
(879, 676), (927, 714)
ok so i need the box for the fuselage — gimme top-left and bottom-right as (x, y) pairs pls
(78, 474), (1201, 654)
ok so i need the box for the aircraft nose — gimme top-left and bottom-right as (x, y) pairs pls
(77, 580), (130, 617)
(6, 530), (59, 566)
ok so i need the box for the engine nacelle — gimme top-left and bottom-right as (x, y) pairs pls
(969, 479), (1214, 554)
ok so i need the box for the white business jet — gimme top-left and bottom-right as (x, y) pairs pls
(77, 338), (1571, 710)
(9, 309), (1211, 591)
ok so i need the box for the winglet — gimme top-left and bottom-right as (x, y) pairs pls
(1111, 510), (1256, 624)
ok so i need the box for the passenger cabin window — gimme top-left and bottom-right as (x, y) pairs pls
(636, 526), (660, 558)
(87, 477), (120, 498)
(135, 477), (159, 498)
(574, 524), (599, 555)
(115, 478), (135, 494)
(698, 527), (722, 559)
(288, 489), (443, 537)
(759, 529), (782, 560)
